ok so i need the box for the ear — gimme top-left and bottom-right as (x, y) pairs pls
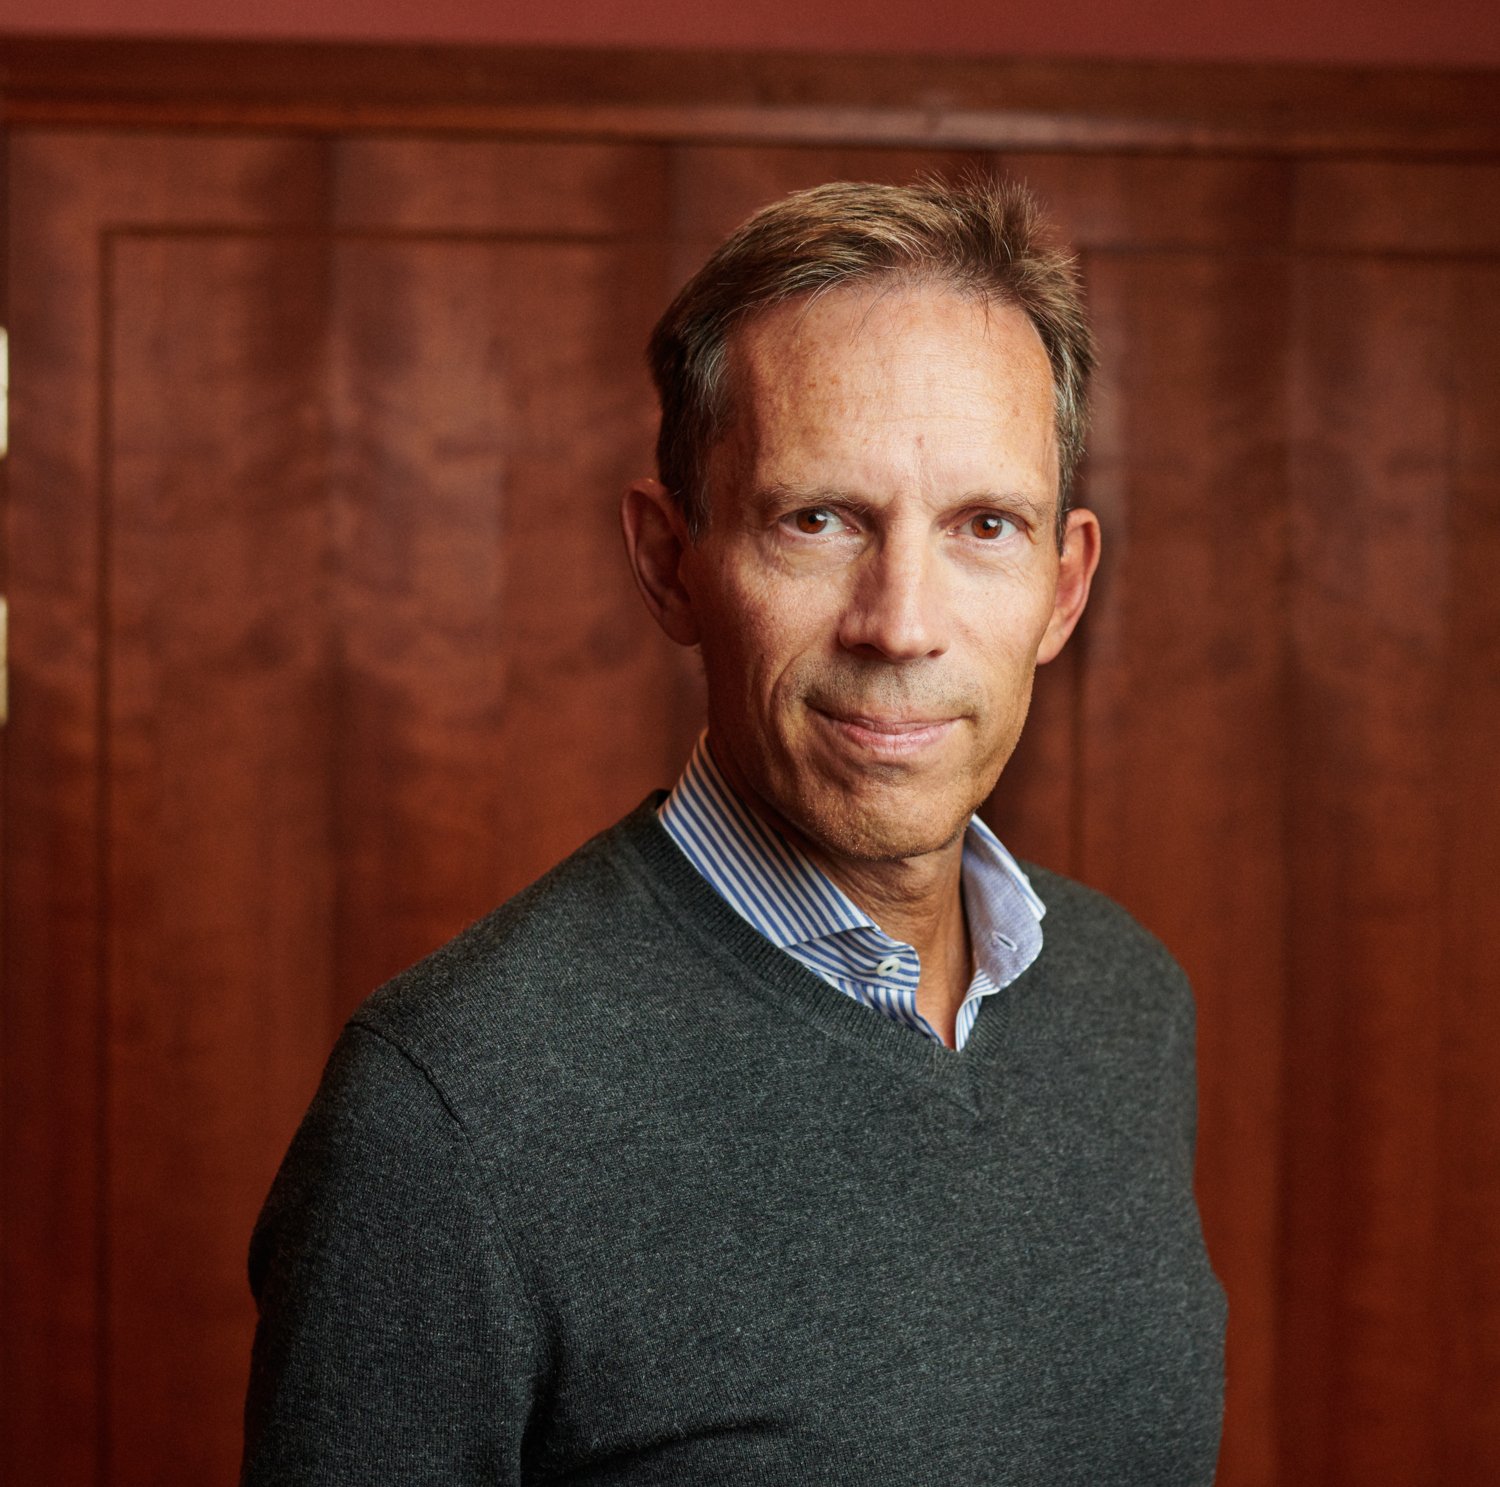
(620, 478), (702, 646)
(1037, 507), (1102, 665)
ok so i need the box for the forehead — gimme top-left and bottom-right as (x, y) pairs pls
(714, 279), (1057, 498)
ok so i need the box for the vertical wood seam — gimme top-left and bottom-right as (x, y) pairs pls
(94, 222), (114, 1487)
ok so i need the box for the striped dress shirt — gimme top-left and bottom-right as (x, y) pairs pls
(658, 735), (1045, 1051)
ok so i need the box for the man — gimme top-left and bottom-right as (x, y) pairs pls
(243, 178), (1225, 1484)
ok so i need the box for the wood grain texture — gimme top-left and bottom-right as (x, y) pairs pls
(99, 218), (685, 1475)
(321, 229), (687, 1015)
(1077, 246), (1291, 1487)
(106, 230), (336, 1483)
(1282, 258), (1451, 1486)
(1439, 265), (1500, 1483)
(1, 129), (329, 1487)
(3, 37), (1500, 155)
(330, 136), (669, 236)
(1294, 161), (1500, 253)
(999, 152), (1294, 253)
(4, 127), (691, 1486)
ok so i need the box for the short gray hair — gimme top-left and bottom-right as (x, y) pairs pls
(646, 176), (1094, 545)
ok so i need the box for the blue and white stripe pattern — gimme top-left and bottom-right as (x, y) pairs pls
(659, 734), (1045, 1051)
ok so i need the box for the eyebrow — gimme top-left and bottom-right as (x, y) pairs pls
(754, 482), (861, 511)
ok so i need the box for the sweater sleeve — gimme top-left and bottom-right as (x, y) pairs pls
(242, 1023), (545, 1486)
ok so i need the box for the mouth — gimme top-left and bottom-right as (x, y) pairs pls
(809, 707), (962, 760)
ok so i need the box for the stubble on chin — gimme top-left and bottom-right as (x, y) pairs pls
(767, 759), (984, 868)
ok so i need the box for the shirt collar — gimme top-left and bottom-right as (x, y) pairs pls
(659, 734), (1045, 987)
(659, 734), (869, 950)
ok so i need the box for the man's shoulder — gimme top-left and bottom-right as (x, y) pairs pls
(1023, 860), (1176, 950)
(1018, 860), (1194, 1023)
(350, 798), (691, 1074)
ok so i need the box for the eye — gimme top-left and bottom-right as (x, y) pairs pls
(787, 507), (844, 536)
(968, 512), (1018, 540)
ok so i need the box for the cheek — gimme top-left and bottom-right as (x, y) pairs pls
(714, 577), (826, 685)
(981, 566), (1060, 646)
(695, 592), (795, 715)
(963, 586), (1056, 700)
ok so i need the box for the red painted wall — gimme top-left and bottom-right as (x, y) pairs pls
(0, 0), (1496, 70)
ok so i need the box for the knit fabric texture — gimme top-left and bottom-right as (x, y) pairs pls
(243, 799), (1226, 1485)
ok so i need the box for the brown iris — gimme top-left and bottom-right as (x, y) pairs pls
(793, 508), (836, 534)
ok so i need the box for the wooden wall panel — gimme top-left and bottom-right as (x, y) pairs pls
(320, 136), (694, 1012)
(1294, 162), (1500, 254)
(1244, 160), (1498, 1487)
(1282, 259), (1453, 1486)
(5, 129), (688, 1487)
(2, 130), (329, 1487)
(321, 232), (686, 1013)
(330, 137), (670, 235)
(1077, 248), (1290, 1487)
(100, 223), (682, 1477)
(106, 232), (336, 1483)
(665, 144), (985, 241)
(1440, 266), (1500, 1483)
(999, 152), (1293, 252)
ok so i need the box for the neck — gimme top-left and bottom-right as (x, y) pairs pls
(807, 842), (973, 1049)
(704, 737), (976, 1048)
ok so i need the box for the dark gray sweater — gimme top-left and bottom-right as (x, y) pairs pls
(243, 800), (1225, 1485)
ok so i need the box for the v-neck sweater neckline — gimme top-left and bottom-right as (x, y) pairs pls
(614, 797), (1021, 1115)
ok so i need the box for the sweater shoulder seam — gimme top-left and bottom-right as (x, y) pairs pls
(344, 1015), (553, 1370)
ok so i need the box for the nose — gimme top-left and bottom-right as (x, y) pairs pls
(836, 529), (949, 662)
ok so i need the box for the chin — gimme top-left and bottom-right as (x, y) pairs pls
(793, 786), (974, 865)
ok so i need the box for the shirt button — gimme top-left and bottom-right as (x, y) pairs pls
(876, 955), (902, 976)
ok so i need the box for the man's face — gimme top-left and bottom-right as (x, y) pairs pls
(642, 279), (1097, 868)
